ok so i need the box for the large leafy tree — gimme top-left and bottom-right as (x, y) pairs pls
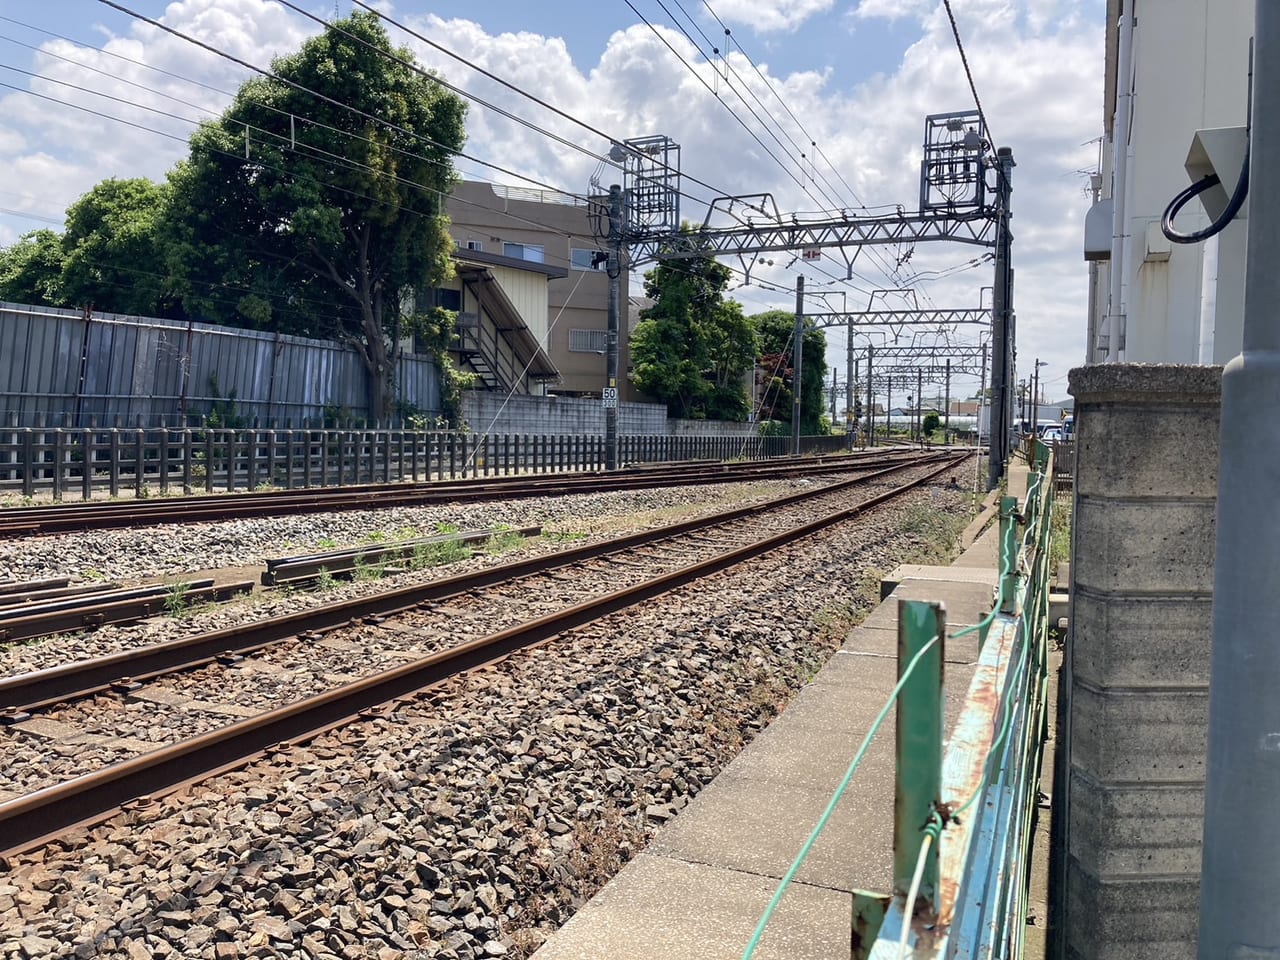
(0, 229), (66, 306)
(165, 11), (466, 418)
(751, 309), (829, 435)
(61, 178), (171, 316)
(630, 239), (756, 420)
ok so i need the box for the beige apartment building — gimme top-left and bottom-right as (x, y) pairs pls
(440, 180), (636, 400)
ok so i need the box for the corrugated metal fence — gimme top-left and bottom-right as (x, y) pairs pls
(0, 302), (440, 427)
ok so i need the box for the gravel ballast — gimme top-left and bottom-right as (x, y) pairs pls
(1, 470), (976, 960)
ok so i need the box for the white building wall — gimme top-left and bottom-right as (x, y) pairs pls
(1098, 0), (1252, 364)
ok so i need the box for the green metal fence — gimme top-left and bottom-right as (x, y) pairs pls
(743, 441), (1054, 960)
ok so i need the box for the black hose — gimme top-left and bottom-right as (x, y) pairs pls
(1161, 150), (1250, 244)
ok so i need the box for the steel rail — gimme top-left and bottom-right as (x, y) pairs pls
(0, 455), (967, 858)
(0, 452), (931, 538)
(0, 454), (961, 713)
(0, 582), (255, 646)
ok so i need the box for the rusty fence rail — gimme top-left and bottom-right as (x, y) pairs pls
(860, 439), (1053, 959)
(0, 427), (851, 499)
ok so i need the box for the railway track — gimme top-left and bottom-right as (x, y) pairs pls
(0, 450), (933, 538)
(0, 452), (967, 856)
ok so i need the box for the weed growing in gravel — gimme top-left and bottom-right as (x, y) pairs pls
(316, 537), (338, 550)
(813, 600), (859, 642)
(314, 566), (337, 590)
(411, 539), (470, 569)
(364, 530), (388, 544)
(163, 579), (191, 616)
(541, 529), (587, 543)
(434, 521), (461, 535)
(80, 568), (110, 582)
(897, 499), (970, 564)
(352, 553), (385, 582)
(484, 527), (525, 555)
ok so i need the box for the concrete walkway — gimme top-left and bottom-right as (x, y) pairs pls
(534, 463), (1030, 960)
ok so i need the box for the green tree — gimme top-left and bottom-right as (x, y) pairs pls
(164, 11), (466, 418)
(923, 411), (941, 435)
(60, 178), (171, 316)
(630, 237), (756, 419)
(750, 309), (828, 435)
(0, 229), (66, 306)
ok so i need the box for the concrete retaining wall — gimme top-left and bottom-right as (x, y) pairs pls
(1058, 364), (1221, 960)
(460, 393), (667, 435)
(460, 393), (760, 438)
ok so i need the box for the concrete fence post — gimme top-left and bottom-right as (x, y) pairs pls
(1056, 364), (1221, 960)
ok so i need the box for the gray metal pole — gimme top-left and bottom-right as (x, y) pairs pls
(917, 367), (923, 445)
(978, 341), (988, 451)
(829, 366), (838, 427)
(988, 147), (1015, 489)
(1198, 5), (1280, 955)
(846, 320), (855, 445)
(605, 184), (623, 471)
(944, 358), (951, 435)
(853, 357), (860, 449)
(866, 345), (874, 448)
(792, 275), (804, 456)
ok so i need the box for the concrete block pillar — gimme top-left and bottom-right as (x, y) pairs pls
(1057, 364), (1221, 960)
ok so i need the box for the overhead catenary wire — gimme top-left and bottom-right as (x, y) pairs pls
(6, 7), (977, 390)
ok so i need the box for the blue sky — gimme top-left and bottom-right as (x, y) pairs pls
(0, 0), (1106, 400)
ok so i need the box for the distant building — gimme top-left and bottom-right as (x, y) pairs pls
(444, 182), (637, 399)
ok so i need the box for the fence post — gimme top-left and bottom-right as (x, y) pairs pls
(998, 496), (1020, 619)
(51, 429), (64, 501)
(134, 428), (145, 499)
(83, 427), (94, 501)
(895, 599), (945, 915)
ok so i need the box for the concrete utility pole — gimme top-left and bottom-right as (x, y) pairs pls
(988, 147), (1015, 489)
(1198, 3), (1280, 954)
(605, 185), (623, 471)
(792, 275), (804, 455)
(916, 367), (923, 445)
(866, 345), (875, 447)
(846, 327), (855, 446)
(829, 367), (838, 427)
(944, 358), (951, 434)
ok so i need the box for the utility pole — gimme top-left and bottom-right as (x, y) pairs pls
(886, 376), (893, 441)
(846, 323), (855, 447)
(829, 367), (838, 427)
(866, 345), (875, 447)
(1198, 3), (1280, 954)
(604, 184), (624, 471)
(853, 358), (860, 449)
(978, 341), (988, 450)
(988, 147), (1015, 489)
(944, 358), (952, 436)
(916, 367), (923, 445)
(1032, 358), (1041, 434)
(792, 276), (804, 455)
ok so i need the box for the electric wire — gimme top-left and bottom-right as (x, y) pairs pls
(941, 0), (997, 151)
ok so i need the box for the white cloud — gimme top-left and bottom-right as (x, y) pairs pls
(852, 0), (933, 22)
(0, 0), (1103, 396)
(710, 0), (836, 33)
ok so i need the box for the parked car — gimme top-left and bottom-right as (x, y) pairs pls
(1041, 427), (1063, 444)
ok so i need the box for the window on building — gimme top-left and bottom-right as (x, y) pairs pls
(502, 242), (544, 263)
(569, 329), (608, 353)
(571, 247), (606, 271)
(455, 239), (483, 252)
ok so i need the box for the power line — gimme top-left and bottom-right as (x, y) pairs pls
(940, 0), (996, 150)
